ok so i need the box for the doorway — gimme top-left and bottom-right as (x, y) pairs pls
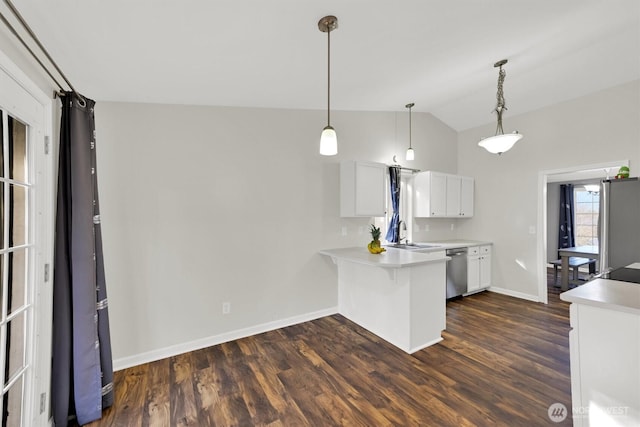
(537, 160), (629, 304)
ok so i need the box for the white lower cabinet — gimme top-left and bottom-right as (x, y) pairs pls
(467, 245), (491, 293)
(567, 303), (640, 426)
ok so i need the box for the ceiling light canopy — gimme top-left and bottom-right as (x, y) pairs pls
(318, 15), (338, 156)
(478, 59), (523, 155)
(405, 102), (415, 161)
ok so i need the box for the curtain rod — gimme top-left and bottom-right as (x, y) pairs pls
(1, 0), (78, 96)
(390, 156), (421, 173)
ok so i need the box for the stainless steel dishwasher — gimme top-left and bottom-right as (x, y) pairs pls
(446, 248), (468, 299)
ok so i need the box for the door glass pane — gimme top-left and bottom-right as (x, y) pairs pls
(0, 255), (3, 316)
(3, 376), (24, 427)
(9, 184), (27, 247)
(0, 182), (4, 249)
(1, 111), (31, 427)
(5, 311), (26, 385)
(9, 117), (27, 183)
(0, 111), (4, 178)
(7, 249), (27, 315)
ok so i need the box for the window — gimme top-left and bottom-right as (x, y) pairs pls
(383, 170), (413, 243)
(574, 186), (599, 246)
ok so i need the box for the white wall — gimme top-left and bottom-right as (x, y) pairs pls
(457, 80), (640, 298)
(95, 103), (458, 365)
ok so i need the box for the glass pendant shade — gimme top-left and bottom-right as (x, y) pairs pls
(406, 147), (415, 161)
(319, 125), (337, 156)
(478, 132), (523, 155)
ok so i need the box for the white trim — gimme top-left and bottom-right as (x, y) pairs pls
(536, 160), (629, 306)
(545, 161), (628, 183)
(113, 306), (339, 371)
(0, 49), (51, 105)
(488, 286), (540, 303)
(409, 337), (443, 354)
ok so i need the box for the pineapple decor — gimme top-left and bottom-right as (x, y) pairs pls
(367, 224), (386, 254)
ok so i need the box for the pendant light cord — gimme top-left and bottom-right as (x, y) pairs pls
(408, 104), (412, 149)
(405, 103), (415, 148)
(494, 65), (507, 135)
(327, 27), (331, 127)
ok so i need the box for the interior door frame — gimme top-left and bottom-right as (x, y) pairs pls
(536, 160), (629, 304)
(0, 47), (54, 426)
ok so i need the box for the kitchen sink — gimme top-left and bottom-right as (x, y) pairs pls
(388, 243), (441, 250)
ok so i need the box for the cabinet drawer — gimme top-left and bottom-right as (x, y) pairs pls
(468, 246), (479, 256)
(480, 245), (491, 255)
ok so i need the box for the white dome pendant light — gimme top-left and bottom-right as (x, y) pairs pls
(405, 102), (415, 161)
(478, 59), (523, 155)
(318, 15), (338, 156)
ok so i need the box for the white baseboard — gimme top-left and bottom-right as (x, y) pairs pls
(113, 306), (339, 371)
(409, 336), (443, 354)
(488, 286), (540, 302)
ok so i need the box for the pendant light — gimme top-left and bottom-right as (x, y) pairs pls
(318, 15), (338, 156)
(405, 102), (415, 160)
(478, 59), (523, 155)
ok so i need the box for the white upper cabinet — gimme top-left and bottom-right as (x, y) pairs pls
(414, 171), (474, 218)
(459, 176), (474, 217)
(445, 175), (462, 217)
(340, 161), (387, 217)
(414, 171), (447, 217)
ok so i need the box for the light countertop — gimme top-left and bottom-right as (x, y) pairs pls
(320, 246), (448, 269)
(560, 278), (640, 315)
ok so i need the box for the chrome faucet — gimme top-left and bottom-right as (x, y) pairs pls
(397, 220), (407, 244)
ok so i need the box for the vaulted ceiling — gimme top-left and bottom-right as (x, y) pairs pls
(3, 0), (639, 130)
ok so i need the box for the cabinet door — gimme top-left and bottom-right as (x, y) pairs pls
(478, 246), (491, 288)
(446, 175), (461, 217)
(480, 254), (491, 288)
(414, 171), (447, 217)
(467, 255), (480, 292)
(430, 173), (447, 216)
(340, 161), (386, 217)
(355, 162), (386, 216)
(459, 176), (474, 217)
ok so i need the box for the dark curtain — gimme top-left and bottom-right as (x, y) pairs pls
(558, 184), (575, 255)
(52, 94), (113, 426)
(385, 166), (401, 242)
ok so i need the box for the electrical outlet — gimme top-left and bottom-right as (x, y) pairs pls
(222, 302), (231, 314)
(450, 223), (455, 231)
(424, 224), (429, 232)
(341, 226), (348, 236)
(358, 226), (363, 235)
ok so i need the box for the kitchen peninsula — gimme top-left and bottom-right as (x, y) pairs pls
(320, 247), (449, 353)
(560, 271), (640, 426)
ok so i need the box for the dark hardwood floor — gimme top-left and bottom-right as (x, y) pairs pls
(85, 271), (572, 426)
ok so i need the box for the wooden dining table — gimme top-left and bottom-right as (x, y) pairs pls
(558, 245), (599, 290)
